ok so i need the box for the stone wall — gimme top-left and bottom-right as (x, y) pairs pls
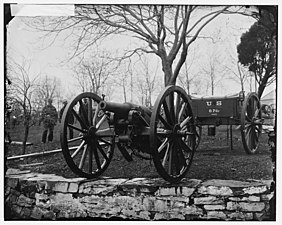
(4, 168), (274, 221)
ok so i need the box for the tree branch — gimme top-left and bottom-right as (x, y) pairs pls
(187, 6), (231, 46)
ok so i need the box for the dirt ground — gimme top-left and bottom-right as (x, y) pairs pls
(5, 122), (273, 182)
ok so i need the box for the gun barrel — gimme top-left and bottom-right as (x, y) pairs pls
(99, 101), (152, 119)
(99, 101), (133, 117)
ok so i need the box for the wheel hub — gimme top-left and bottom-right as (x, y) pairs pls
(88, 126), (97, 137)
(252, 118), (264, 125)
(172, 124), (185, 137)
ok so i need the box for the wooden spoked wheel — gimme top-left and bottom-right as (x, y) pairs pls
(150, 86), (196, 183)
(240, 92), (263, 154)
(60, 92), (115, 178)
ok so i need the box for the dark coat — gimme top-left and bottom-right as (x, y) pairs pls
(60, 104), (74, 124)
(41, 104), (58, 127)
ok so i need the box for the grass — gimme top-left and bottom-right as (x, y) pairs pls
(5, 121), (273, 181)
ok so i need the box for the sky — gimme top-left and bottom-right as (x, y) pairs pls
(5, 4), (277, 104)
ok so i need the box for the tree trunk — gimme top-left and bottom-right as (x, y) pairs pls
(237, 63), (245, 92)
(183, 61), (190, 95)
(161, 58), (174, 86)
(123, 84), (127, 102)
(240, 79), (244, 92)
(22, 122), (29, 155)
(257, 71), (270, 99)
(257, 44), (276, 98)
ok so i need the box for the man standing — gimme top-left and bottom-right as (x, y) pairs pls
(41, 99), (58, 144)
(59, 99), (74, 139)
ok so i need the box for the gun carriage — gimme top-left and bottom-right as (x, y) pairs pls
(61, 86), (196, 183)
(60, 86), (263, 183)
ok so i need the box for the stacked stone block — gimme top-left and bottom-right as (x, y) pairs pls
(4, 169), (273, 220)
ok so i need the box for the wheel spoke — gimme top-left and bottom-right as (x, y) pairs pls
(255, 126), (261, 133)
(168, 93), (176, 123)
(88, 98), (93, 126)
(177, 146), (187, 168)
(72, 109), (88, 129)
(244, 128), (249, 145)
(245, 113), (252, 122)
(195, 127), (200, 138)
(175, 93), (181, 123)
(245, 126), (252, 149)
(158, 114), (173, 129)
(255, 108), (261, 118)
(251, 127), (258, 148)
(245, 132), (249, 146)
(162, 142), (170, 167)
(247, 127), (252, 148)
(78, 100), (89, 127)
(158, 138), (169, 153)
(68, 124), (85, 133)
(93, 105), (99, 127)
(247, 100), (253, 118)
(244, 123), (252, 131)
(253, 98), (258, 116)
(71, 140), (86, 158)
(250, 127), (255, 149)
(248, 98), (253, 116)
(246, 108), (252, 120)
(173, 145), (181, 175)
(79, 145), (88, 169)
(180, 116), (192, 129)
(244, 125), (251, 135)
(98, 137), (112, 146)
(88, 141), (93, 173)
(250, 97), (255, 116)
(178, 138), (193, 154)
(177, 101), (184, 123)
(253, 128), (259, 143)
(97, 142), (109, 161)
(93, 140), (101, 170)
(96, 114), (107, 129)
(178, 102), (186, 123)
(67, 136), (84, 143)
(162, 100), (174, 126)
(245, 127), (252, 147)
(253, 102), (259, 117)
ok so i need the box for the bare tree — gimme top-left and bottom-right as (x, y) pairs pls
(54, 85), (64, 111)
(34, 75), (62, 109)
(100, 81), (114, 101)
(117, 69), (129, 103)
(72, 51), (115, 95)
(137, 57), (161, 107)
(192, 77), (205, 95)
(8, 58), (39, 154)
(28, 5), (237, 86)
(224, 61), (249, 92)
(201, 48), (227, 95)
(177, 50), (198, 95)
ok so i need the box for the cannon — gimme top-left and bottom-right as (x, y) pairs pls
(60, 86), (196, 183)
